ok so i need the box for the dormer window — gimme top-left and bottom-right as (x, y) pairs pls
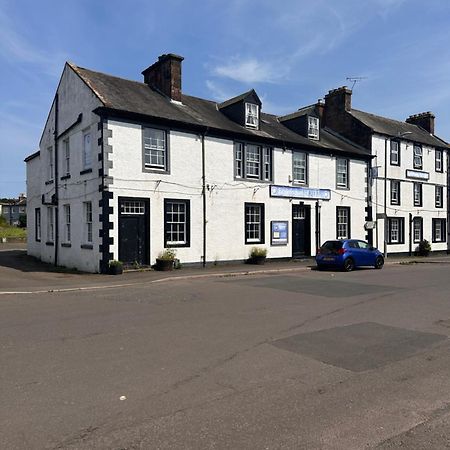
(308, 116), (319, 140)
(245, 103), (259, 129)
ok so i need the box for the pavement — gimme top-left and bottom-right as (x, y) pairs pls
(1, 243), (450, 294)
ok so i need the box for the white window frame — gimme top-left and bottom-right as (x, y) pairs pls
(413, 183), (422, 207)
(413, 144), (423, 169)
(336, 207), (350, 239)
(35, 208), (41, 242)
(436, 149), (443, 172)
(235, 143), (273, 182)
(143, 127), (167, 171)
(83, 201), (93, 244)
(293, 152), (307, 184)
(47, 207), (54, 242)
(432, 218), (446, 243)
(63, 204), (71, 243)
(245, 203), (264, 244)
(436, 185), (443, 208)
(245, 103), (259, 129)
(390, 140), (400, 165)
(308, 116), (319, 140)
(164, 199), (189, 247)
(336, 158), (349, 189)
(63, 139), (70, 176)
(413, 217), (422, 243)
(390, 180), (400, 205)
(48, 146), (54, 181)
(82, 131), (92, 170)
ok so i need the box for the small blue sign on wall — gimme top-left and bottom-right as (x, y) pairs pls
(270, 185), (331, 200)
(271, 221), (288, 245)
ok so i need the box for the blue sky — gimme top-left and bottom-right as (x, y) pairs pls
(1, 0), (450, 197)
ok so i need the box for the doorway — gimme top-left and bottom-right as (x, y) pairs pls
(118, 198), (150, 266)
(292, 204), (311, 257)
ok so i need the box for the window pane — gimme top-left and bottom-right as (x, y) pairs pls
(293, 152), (307, 183)
(144, 128), (166, 169)
(166, 201), (188, 245)
(245, 205), (262, 242)
(246, 145), (260, 178)
(337, 207), (349, 239)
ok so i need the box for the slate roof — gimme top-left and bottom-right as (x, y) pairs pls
(65, 63), (371, 158)
(350, 109), (448, 148)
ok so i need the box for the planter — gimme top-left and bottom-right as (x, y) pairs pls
(108, 265), (123, 275)
(155, 258), (174, 271)
(248, 256), (266, 265)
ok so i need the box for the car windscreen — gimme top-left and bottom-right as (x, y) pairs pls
(321, 241), (343, 253)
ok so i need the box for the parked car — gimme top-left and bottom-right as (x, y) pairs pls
(316, 239), (384, 271)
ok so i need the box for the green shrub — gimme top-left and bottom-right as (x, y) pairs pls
(250, 247), (267, 258)
(416, 239), (431, 256)
(108, 260), (123, 268)
(158, 248), (177, 260)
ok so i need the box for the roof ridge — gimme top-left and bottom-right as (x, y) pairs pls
(351, 108), (420, 130)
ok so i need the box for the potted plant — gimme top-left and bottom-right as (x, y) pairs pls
(108, 260), (123, 275)
(248, 247), (267, 265)
(416, 239), (431, 257)
(155, 248), (176, 271)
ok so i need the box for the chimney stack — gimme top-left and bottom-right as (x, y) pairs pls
(142, 53), (184, 102)
(324, 86), (352, 113)
(316, 98), (325, 122)
(406, 112), (435, 134)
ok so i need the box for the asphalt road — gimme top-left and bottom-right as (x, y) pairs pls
(2, 262), (450, 449)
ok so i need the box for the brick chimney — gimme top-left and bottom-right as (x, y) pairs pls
(142, 53), (184, 102)
(316, 99), (325, 123)
(406, 112), (435, 134)
(324, 86), (352, 113)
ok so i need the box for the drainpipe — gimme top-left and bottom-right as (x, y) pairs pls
(201, 128), (209, 268)
(383, 137), (388, 258)
(408, 213), (412, 256)
(53, 94), (59, 266)
(315, 200), (321, 254)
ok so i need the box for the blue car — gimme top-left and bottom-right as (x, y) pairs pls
(316, 239), (384, 271)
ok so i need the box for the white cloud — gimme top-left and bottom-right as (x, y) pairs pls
(213, 57), (288, 84)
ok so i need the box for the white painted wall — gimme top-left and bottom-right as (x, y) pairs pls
(107, 121), (368, 265)
(26, 64), (103, 272)
(371, 133), (447, 253)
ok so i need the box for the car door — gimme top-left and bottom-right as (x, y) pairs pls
(356, 240), (372, 266)
(347, 241), (363, 266)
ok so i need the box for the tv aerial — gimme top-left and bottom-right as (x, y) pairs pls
(346, 76), (367, 90)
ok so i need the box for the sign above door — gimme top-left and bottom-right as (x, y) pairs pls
(270, 185), (331, 200)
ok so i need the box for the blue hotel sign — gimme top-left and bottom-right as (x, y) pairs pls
(270, 185), (331, 200)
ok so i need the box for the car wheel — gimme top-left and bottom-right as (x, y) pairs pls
(343, 258), (355, 272)
(316, 264), (324, 271)
(374, 256), (384, 269)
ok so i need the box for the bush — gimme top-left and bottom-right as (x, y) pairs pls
(108, 260), (123, 268)
(158, 248), (177, 260)
(249, 247), (267, 258)
(416, 239), (431, 257)
(18, 214), (27, 228)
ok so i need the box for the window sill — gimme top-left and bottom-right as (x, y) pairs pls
(61, 243), (72, 248)
(80, 168), (93, 175)
(45, 241), (54, 246)
(45, 180), (54, 185)
(81, 244), (93, 250)
(61, 174), (71, 180)
(165, 243), (190, 248)
(143, 166), (170, 174)
(336, 186), (350, 190)
(245, 241), (264, 245)
(234, 177), (272, 184)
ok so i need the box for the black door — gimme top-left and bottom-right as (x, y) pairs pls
(292, 205), (311, 257)
(118, 198), (149, 265)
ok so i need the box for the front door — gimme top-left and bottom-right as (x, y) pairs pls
(292, 205), (311, 258)
(118, 198), (149, 266)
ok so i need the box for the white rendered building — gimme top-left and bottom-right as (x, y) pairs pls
(322, 87), (449, 256)
(26, 54), (372, 272)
